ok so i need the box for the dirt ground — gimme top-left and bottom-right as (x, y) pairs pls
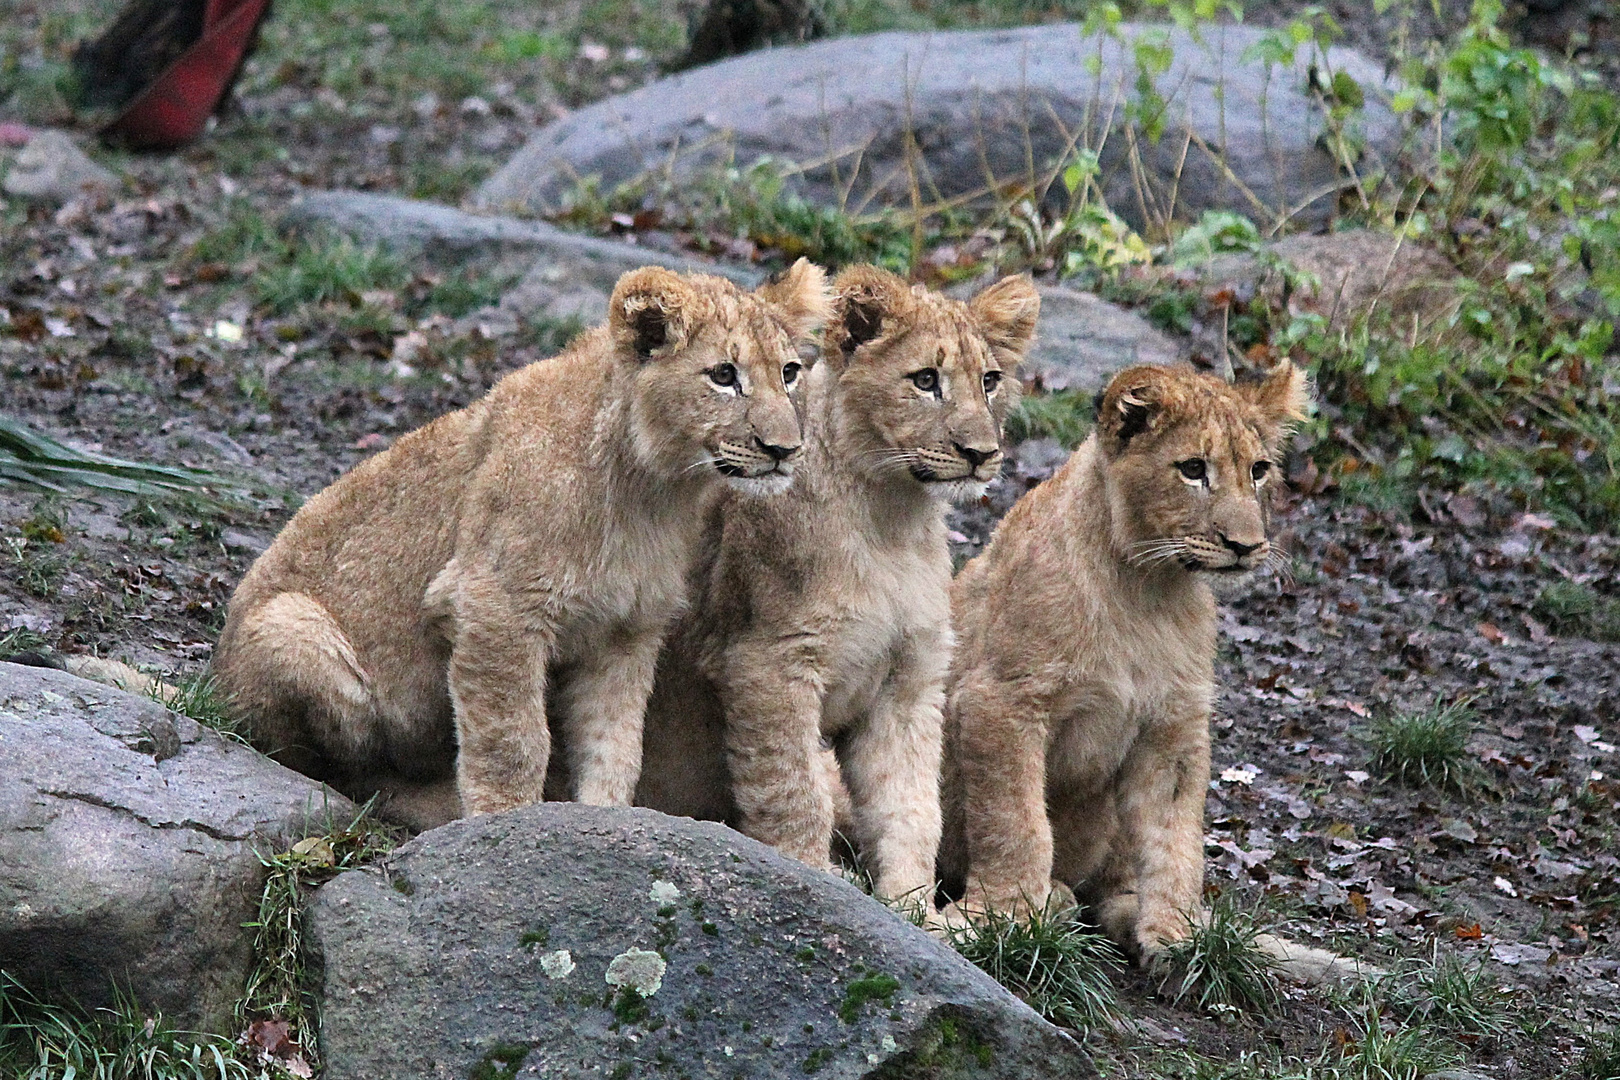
(2, 0), (1618, 1075)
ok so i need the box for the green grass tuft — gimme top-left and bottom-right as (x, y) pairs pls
(1381, 952), (1512, 1042)
(0, 972), (263, 1080)
(1162, 894), (1281, 1016)
(256, 235), (408, 314)
(158, 673), (246, 744)
(1582, 1027), (1620, 1080)
(1367, 700), (1475, 792)
(0, 417), (240, 503)
(1534, 581), (1620, 643)
(946, 905), (1121, 1035)
(236, 806), (400, 1072)
(1003, 389), (1093, 449)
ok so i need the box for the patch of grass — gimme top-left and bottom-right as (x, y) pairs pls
(1162, 894), (1281, 1016)
(191, 203), (288, 267)
(4, 535), (69, 599)
(0, 972), (261, 1080)
(1581, 1027), (1620, 1080)
(0, 626), (50, 657)
(405, 158), (493, 204)
(1534, 581), (1620, 643)
(236, 806), (400, 1071)
(1381, 952), (1512, 1042)
(407, 270), (512, 320)
(946, 905), (1121, 1036)
(1003, 388), (1092, 449)
(158, 672), (246, 744)
(256, 235), (408, 314)
(1332, 987), (1463, 1080)
(1367, 699), (1474, 792)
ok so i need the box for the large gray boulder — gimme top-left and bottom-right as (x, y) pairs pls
(0, 661), (357, 1029)
(1025, 285), (1180, 392)
(308, 804), (1094, 1079)
(478, 22), (1402, 232)
(281, 190), (764, 328)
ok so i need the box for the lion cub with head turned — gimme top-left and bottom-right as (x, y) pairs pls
(941, 360), (1309, 958)
(625, 266), (1040, 906)
(212, 262), (830, 827)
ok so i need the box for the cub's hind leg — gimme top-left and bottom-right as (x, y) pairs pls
(213, 591), (383, 781)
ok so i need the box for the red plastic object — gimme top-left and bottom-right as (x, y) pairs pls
(101, 0), (272, 150)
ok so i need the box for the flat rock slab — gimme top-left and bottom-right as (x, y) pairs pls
(308, 804), (1093, 1080)
(2, 130), (118, 203)
(281, 191), (763, 328)
(478, 23), (1401, 232)
(0, 661), (357, 1029)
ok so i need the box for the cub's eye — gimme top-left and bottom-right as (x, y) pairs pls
(708, 362), (739, 388)
(1252, 460), (1272, 483)
(1176, 458), (1208, 482)
(982, 370), (1002, 394)
(782, 362), (801, 386)
(909, 369), (940, 393)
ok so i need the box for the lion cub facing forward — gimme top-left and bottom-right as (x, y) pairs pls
(630, 266), (1040, 905)
(213, 262), (830, 825)
(941, 361), (1308, 958)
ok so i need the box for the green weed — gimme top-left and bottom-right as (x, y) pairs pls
(1162, 894), (1280, 1015)
(1003, 389), (1093, 449)
(255, 236), (408, 314)
(946, 905), (1122, 1036)
(1367, 700), (1474, 792)
(236, 807), (400, 1071)
(1581, 1027), (1620, 1080)
(158, 673), (246, 745)
(1380, 951), (1511, 1042)
(1533, 581), (1620, 643)
(0, 972), (263, 1080)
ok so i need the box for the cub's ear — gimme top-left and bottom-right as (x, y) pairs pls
(970, 274), (1040, 368)
(1096, 364), (1176, 456)
(1238, 361), (1312, 446)
(757, 258), (832, 342)
(610, 267), (693, 360)
(826, 264), (915, 370)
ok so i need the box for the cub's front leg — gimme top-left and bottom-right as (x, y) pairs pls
(719, 638), (834, 870)
(440, 563), (560, 816)
(1098, 709), (1211, 959)
(553, 621), (664, 806)
(841, 631), (947, 906)
(952, 673), (1055, 918)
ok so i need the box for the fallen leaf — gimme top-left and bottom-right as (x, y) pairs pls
(1454, 923), (1483, 940)
(1477, 621), (1507, 645)
(1219, 767), (1257, 786)
(1493, 876), (1519, 898)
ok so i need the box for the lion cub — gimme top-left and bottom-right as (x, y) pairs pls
(625, 266), (1040, 906)
(212, 262), (830, 826)
(940, 361), (1309, 958)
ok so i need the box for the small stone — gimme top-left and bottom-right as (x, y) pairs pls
(2, 130), (118, 205)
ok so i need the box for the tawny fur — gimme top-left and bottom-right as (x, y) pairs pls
(211, 262), (831, 828)
(940, 361), (1310, 958)
(622, 267), (1040, 905)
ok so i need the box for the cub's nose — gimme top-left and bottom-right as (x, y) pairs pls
(954, 443), (997, 469)
(1218, 532), (1264, 558)
(754, 436), (800, 462)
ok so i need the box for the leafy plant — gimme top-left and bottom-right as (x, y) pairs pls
(0, 418), (239, 502)
(947, 905), (1122, 1035)
(1168, 210), (1264, 266)
(1367, 700), (1474, 792)
(0, 972), (264, 1080)
(1161, 893), (1281, 1015)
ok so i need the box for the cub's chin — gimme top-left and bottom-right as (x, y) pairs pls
(726, 471), (795, 498)
(926, 478), (990, 506)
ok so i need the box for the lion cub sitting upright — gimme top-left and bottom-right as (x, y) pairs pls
(629, 266), (1040, 907)
(212, 262), (830, 826)
(941, 361), (1309, 958)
